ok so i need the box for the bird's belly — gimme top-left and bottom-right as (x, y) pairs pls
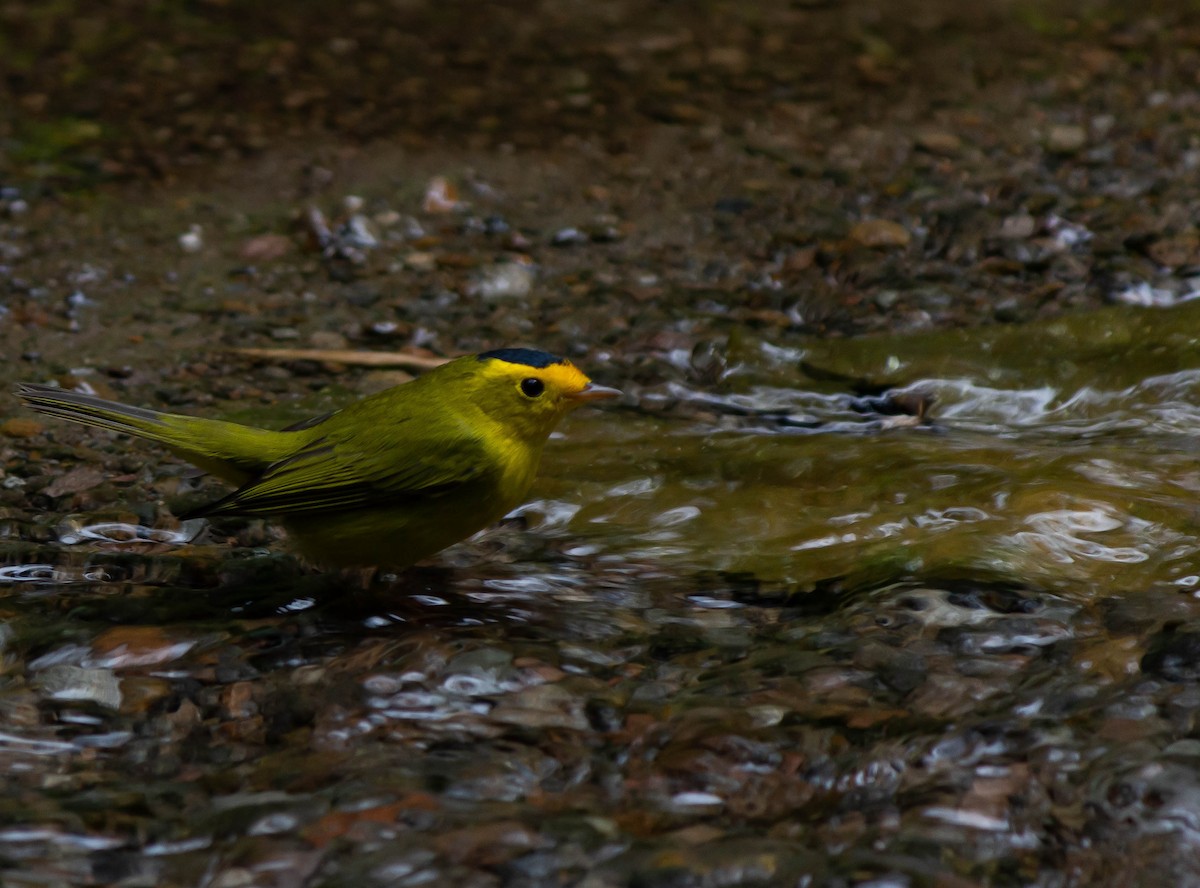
(281, 487), (519, 569)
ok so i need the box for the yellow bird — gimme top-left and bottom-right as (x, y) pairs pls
(16, 349), (620, 569)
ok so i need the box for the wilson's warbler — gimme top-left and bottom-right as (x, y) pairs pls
(16, 349), (620, 568)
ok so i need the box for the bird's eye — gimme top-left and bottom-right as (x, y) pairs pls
(520, 378), (545, 399)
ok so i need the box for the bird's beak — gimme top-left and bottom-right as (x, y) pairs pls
(566, 383), (621, 403)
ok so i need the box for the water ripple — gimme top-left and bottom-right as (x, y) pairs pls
(1008, 506), (1150, 565)
(57, 519), (206, 547)
(0, 564), (111, 584)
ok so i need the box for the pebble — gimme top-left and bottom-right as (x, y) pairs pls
(488, 683), (589, 730)
(423, 176), (460, 214)
(1147, 232), (1200, 269)
(467, 259), (535, 300)
(239, 233), (292, 262)
(403, 251), (437, 271)
(874, 289), (901, 309)
(34, 664), (122, 709)
(339, 214), (378, 249)
(90, 625), (198, 669)
(551, 227), (589, 247)
(998, 213), (1037, 239)
(309, 330), (349, 350)
(1046, 123), (1087, 154)
(915, 129), (962, 156)
(849, 219), (911, 249)
(1142, 628), (1200, 681)
(706, 45), (747, 70)
(1, 417), (44, 438)
(178, 224), (204, 253)
(42, 465), (105, 498)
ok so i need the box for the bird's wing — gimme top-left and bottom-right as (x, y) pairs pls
(187, 426), (492, 517)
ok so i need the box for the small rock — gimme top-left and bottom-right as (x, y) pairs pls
(43, 466), (105, 498)
(588, 222), (623, 243)
(706, 46), (747, 70)
(239, 233), (292, 262)
(874, 290), (900, 309)
(91, 626), (198, 669)
(179, 224), (204, 253)
(551, 227), (589, 247)
(210, 868), (256, 888)
(993, 295), (1028, 322)
(339, 214), (378, 249)
(998, 213), (1037, 239)
(915, 129), (962, 156)
(1046, 124), (1087, 154)
(1147, 232), (1200, 269)
(120, 676), (173, 715)
(221, 681), (258, 720)
(1, 417), (44, 438)
(309, 330), (348, 350)
(35, 664), (122, 709)
(466, 259), (535, 300)
(368, 320), (401, 337)
(423, 176), (461, 214)
(403, 251), (437, 271)
(489, 683), (589, 730)
(849, 219), (911, 249)
(1142, 627), (1200, 681)
(1112, 282), (1177, 307)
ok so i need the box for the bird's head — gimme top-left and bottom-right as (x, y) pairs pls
(468, 348), (620, 440)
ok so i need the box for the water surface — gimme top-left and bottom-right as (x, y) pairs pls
(5, 306), (1200, 886)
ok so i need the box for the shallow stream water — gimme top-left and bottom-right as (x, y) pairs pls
(6, 303), (1200, 885)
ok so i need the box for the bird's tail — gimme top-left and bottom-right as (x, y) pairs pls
(15, 383), (291, 484)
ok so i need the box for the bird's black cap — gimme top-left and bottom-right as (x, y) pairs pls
(478, 348), (566, 369)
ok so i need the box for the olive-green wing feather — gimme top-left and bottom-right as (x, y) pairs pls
(185, 425), (492, 518)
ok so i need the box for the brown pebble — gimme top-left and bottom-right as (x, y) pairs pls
(43, 466), (105, 498)
(1, 418), (44, 438)
(120, 676), (173, 715)
(423, 176), (460, 214)
(1046, 123), (1087, 154)
(240, 232), (292, 262)
(221, 680), (258, 720)
(915, 129), (962, 156)
(849, 219), (911, 249)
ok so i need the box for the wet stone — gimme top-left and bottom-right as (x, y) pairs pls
(33, 665), (122, 709)
(998, 213), (1037, 240)
(1046, 123), (1088, 154)
(489, 683), (590, 730)
(1141, 627), (1200, 682)
(915, 129), (962, 156)
(42, 466), (105, 498)
(1, 418), (45, 438)
(848, 219), (911, 249)
(551, 227), (590, 247)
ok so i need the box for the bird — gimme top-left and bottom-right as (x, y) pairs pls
(15, 348), (620, 569)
